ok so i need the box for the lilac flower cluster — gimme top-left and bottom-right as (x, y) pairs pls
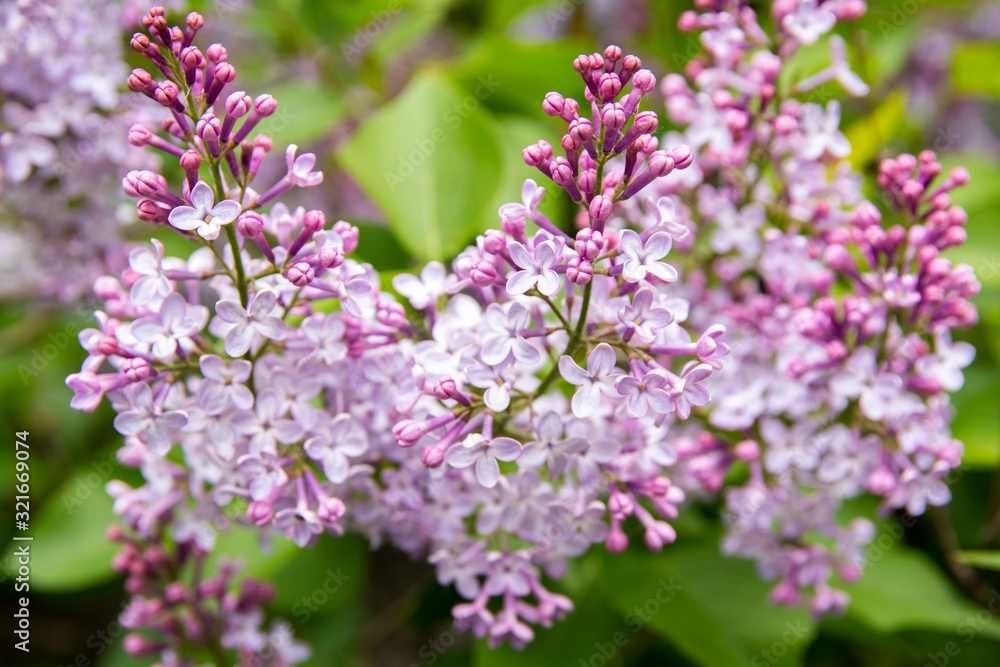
(67, 6), (727, 654)
(65, 0), (983, 659)
(607, 0), (979, 615)
(0, 0), (171, 301)
(107, 525), (310, 666)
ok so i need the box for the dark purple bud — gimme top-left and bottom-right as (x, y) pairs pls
(153, 81), (184, 112)
(127, 68), (156, 97)
(136, 199), (166, 224)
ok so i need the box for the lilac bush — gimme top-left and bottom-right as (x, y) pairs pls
(64, 1), (981, 663)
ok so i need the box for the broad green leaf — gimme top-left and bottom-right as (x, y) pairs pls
(951, 366), (1000, 468)
(352, 221), (411, 270)
(337, 70), (503, 262)
(958, 550), (1000, 572)
(450, 37), (593, 117)
(3, 470), (119, 591)
(847, 545), (1000, 640)
(952, 44), (1000, 97)
(845, 92), (905, 169)
(598, 537), (815, 667)
(261, 83), (344, 147)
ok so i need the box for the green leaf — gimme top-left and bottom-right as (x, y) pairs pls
(958, 550), (1000, 572)
(951, 365), (1000, 468)
(847, 545), (1000, 640)
(337, 69), (503, 262)
(352, 221), (411, 271)
(844, 92), (905, 169)
(2, 470), (119, 591)
(449, 37), (592, 117)
(598, 536), (815, 667)
(952, 44), (1000, 97)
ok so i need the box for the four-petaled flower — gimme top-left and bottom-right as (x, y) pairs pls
(614, 371), (674, 419)
(481, 302), (542, 366)
(618, 288), (674, 340)
(393, 261), (448, 310)
(113, 384), (188, 455)
(499, 179), (545, 225)
(467, 362), (518, 412)
(619, 230), (678, 283)
(506, 239), (561, 296)
(216, 289), (288, 357)
(128, 240), (171, 306)
(131, 293), (208, 360)
(285, 144), (324, 187)
(196, 354), (254, 415)
(304, 414), (369, 484)
(558, 343), (623, 418)
(167, 181), (241, 240)
(445, 433), (522, 488)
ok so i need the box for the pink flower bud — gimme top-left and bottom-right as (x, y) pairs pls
(286, 262), (315, 287)
(566, 256), (593, 285)
(483, 229), (507, 255)
(667, 145), (692, 169)
(304, 209), (326, 233)
(589, 194), (614, 221)
(470, 258), (498, 286)
(237, 211), (264, 237)
(631, 69), (656, 93)
(332, 220), (359, 253)
(247, 500), (273, 526)
(225, 90), (253, 118)
(421, 446), (445, 468)
(542, 92), (565, 117)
